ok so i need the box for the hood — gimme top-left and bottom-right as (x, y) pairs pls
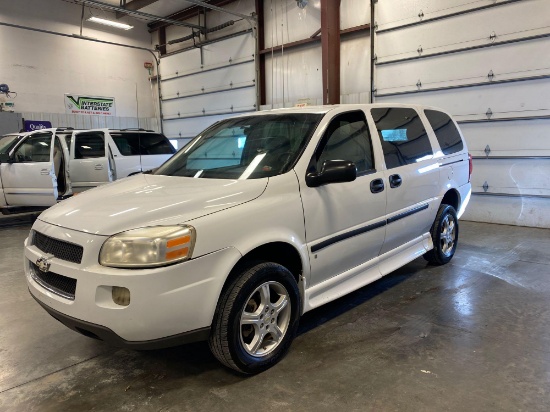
(39, 174), (268, 235)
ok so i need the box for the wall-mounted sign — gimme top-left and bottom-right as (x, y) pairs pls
(64, 94), (116, 116)
(24, 120), (52, 132)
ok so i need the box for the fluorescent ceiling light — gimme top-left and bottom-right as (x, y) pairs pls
(87, 17), (133, 30)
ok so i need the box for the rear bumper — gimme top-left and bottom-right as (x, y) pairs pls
(31, 292), (210, 350)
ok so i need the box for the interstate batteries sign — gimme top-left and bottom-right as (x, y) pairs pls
(64, 94), (116, 116)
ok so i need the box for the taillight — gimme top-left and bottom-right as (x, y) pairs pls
(468, 153), (473, 182)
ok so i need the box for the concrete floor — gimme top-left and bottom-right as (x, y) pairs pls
(0, 218), (549, 411)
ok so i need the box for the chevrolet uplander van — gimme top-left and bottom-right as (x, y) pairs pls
(24, 104), (472, 374)
(0, 128), (175, 214)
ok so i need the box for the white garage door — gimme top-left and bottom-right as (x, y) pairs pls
(159, 31), (257, 148)
(373, 0), (550, 228)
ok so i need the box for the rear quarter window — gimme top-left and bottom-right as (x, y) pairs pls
(424, 110), (464, 155)
(111, 133), (176, 156)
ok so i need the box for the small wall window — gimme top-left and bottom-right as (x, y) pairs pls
(74, 132), (105, 159)
(424, 110), (464, 155)
(315, 111), (374, 175)
(371, 107), (433, 169)
(13, 134), (52, 163)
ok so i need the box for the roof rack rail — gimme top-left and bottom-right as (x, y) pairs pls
(109, 128), (155, 132)
(56, 127), (75, 131)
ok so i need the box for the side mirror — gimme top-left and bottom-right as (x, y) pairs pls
(0, 153), (13, 164)
(306, 160), (357, 187)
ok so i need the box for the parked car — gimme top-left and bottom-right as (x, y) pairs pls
(0, 128), (176, 214)
(24, 104), (472, 374)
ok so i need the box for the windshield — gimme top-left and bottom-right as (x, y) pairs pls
(155, 113), (323, 179)
(0, 134), (21, 154)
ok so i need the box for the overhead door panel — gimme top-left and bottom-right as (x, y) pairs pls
(160, 32), (257, 140)
(374, 0), (550, 228)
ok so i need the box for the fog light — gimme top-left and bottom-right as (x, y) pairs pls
(112, 287), (130, 306)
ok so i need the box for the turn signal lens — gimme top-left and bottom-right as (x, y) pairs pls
(99, 225), (196, 268)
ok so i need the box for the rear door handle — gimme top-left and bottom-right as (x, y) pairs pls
(389, 174), (402, 188)
(40, 169), (49, 175)
(370, 178), (385, 194)
(95, 164), (104, 170)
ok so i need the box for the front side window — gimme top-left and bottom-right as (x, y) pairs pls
(371, 107), (433, 169)
(155, 113), (323, 180)
(74, 132), (105, 159)
(314, 111), (374, 175)
(0, 134), (21, 154)
(424, 110), (463, 155)
(12, 133), (52, 163)
(111, 133), (176, 156)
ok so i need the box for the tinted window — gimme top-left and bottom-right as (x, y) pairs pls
(110, 133), (176, 156)
(316, 111), (374, 174)
(424, 110), (463, 155)
(371, 107), (433, 169)
(74, 132), (105, 159)
(155, 114), (323, 180)
(13, 133), (52, 163)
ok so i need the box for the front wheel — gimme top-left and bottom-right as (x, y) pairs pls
(209, 262), (301, 374)
(424, 204), (459, 265)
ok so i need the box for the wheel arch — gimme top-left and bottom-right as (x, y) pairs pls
(441, 189), (460, 211)
(220, 241), (305, 300)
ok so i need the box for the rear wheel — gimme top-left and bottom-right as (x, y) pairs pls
(209, 262), (301, 374)
(424, 204), (458, 265)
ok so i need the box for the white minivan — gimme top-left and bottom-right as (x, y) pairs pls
(24, 104), (472, 374)
(0, 128), (175, 214)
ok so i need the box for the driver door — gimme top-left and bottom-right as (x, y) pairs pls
(1, 131), (59, 207)
(69, 129), (113, 192)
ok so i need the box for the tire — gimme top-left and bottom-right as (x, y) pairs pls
(423, 204), (459, 265)
(209, 262), (301, 374)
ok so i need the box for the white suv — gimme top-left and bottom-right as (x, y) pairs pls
(0, 128), (175, 215)
(24, 104), (471, 374)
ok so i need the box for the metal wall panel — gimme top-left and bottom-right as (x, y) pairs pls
(265, 46), (323, 107)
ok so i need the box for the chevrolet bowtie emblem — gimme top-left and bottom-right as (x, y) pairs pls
(36, 255), (53, 273)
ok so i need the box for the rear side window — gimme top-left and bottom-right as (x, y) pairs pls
(74, 132), (105, 159)
(111, 133), (176, 156)
(371, 107), (433, 169)
(424, 110), (464, 155)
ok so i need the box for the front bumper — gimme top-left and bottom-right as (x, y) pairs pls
(25, 219), (242, 343)
(31, 293), (210, 349)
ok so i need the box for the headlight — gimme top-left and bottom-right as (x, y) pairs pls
(99, 225), (196, 268)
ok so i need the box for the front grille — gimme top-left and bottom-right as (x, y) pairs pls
(33, 231), (83, 264)
(30, 263), (77, 300)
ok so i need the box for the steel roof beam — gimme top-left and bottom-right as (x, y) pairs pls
(116, 0), (160, 19)
(76, 0), (203, 30)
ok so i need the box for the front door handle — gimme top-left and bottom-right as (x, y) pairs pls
(40, 169), (49, 175)
(389, 174), (402, 188)
(370, 178), (385, 194)
(95, 164), (104, 170)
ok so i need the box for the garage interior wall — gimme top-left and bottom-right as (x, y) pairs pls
(262, 0), (549, 229)
(262, 0), (371, 108)
(0, 0), (159, 131)
(374, 0), (550, 229)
